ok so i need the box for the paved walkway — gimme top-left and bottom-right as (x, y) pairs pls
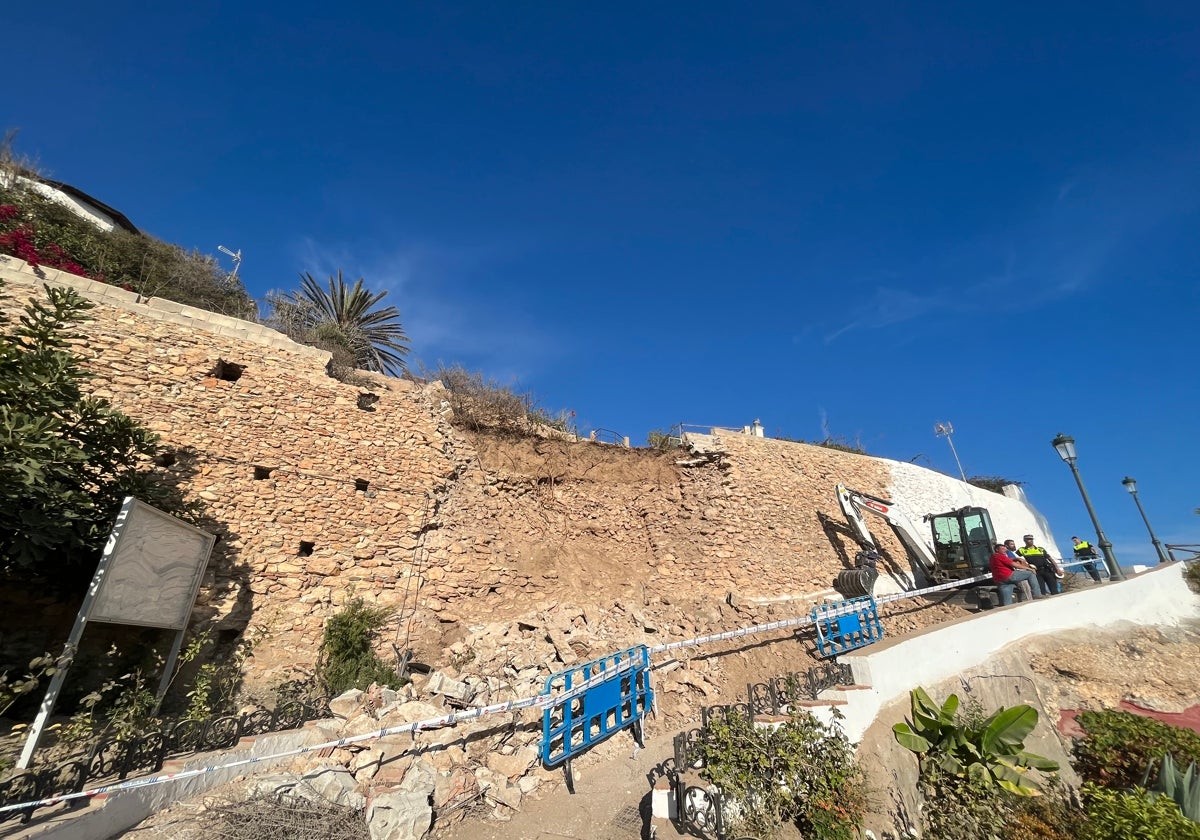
(433, 728), (674, 840)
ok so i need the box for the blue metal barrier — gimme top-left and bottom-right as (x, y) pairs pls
(811, 596), (883, 657)
(540, 645), (653, 769)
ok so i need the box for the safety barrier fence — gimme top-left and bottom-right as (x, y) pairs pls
(0, 570), (994, 822)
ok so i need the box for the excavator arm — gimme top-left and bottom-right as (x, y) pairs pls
(835, 484), (941, 585)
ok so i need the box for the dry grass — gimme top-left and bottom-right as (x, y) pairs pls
(205, 793), (369, 840)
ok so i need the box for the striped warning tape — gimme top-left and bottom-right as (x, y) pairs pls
(1, 572), (993, 815)
(0, 658), (636, 816)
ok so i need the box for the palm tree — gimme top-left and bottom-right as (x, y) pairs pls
(270, 271), (410, 375)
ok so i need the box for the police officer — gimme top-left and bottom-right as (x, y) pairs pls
(1071, 536), (1104, 583)
(1017, 535), (1061, 595)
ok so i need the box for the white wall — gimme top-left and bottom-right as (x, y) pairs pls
(838, 562), (1197, 740)
(885, 459), (1065, 559)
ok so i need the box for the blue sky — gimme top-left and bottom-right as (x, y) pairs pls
(7, 2), (1198, 567)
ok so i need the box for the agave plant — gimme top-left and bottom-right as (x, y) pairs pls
(893, 686), (1059, 796)
(1143, 753), (1200, 823)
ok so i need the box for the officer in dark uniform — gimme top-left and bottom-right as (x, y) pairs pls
(1017, 535), (1060, 595)
(1071, 536), (1104, 582)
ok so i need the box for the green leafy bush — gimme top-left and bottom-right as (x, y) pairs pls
(0, 182), (256, 319)
(893, 687), (1058, 797)
(693, 710), (866, 839)
(317, 598), (403, 697)
(1080, 783), (1200, 840)
(646, 428), (682, 450)
(1002, 785), (1083, 840)
(0, 280), (202, 587)
(1075, 710), (1200, 790)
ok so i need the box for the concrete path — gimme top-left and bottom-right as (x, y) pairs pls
(433, 728), (673, 840)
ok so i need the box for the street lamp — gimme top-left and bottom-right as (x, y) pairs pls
(1121, 477), (1170, 564)
(1051, 433), (1125, 580)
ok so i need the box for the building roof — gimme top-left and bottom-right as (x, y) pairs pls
(35, 177), (140, 235)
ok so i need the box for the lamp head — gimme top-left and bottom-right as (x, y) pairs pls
(1122, 476), (1137, 495)
(1051, 433), (1077, 463)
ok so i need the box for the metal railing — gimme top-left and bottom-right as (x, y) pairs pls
(1166, 544), (1200, 563)
(666, 662), (854, 840)
(0, 698), (327, 823)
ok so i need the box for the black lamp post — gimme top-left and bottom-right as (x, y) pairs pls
(1121, 477), (1170, 564)
(1051, 433), (1125, 580)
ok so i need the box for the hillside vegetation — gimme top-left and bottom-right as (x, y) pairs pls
(0, 161), (256, 319)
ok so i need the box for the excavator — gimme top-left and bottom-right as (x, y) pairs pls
(834, 484), (997, 597)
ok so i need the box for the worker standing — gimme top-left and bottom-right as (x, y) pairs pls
(1016, 535), (1061, 595)
(1071, 536), (1105, 583)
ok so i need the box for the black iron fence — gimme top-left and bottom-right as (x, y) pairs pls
(699, 661), (853, 728)
(0, 698), (327, 823)
(669, 661), (854, 840)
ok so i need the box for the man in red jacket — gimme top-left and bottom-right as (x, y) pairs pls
(990, 543), (1041, 606)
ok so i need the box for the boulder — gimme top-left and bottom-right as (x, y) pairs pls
(297, 765), (366, 810)
(475, 766), (522, 810)
(367, 790), (433, 840)
(400, 758), (437, 797)
(485, 746), (538, 780)
(330, 689), (366, 719)
(426, 671), (475, 702)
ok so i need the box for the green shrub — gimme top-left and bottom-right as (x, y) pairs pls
(893, 687), (1058, 797)
(966, 475), (1025, 493)
(646, 428), (682, 450)
(693, 709), (866, 839)
(0, 279), (202, 587)
(426, 363), (574, 437)
(0, 182), (256, 319)
(1184, 561), (1200, 594)
(919, 766), (1007, 840)
(317, 599), (402, 697)
(1002, 785), (1083, 840)
(1075, 710), (1200, 790)
(893, 689), (1060, 840)
(1080, 783), (1200, 840)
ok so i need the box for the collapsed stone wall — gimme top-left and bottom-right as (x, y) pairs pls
(1, 257), (1023, 698)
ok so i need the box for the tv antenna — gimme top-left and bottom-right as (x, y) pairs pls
(934, 421), (967, 482)
(217, 245), (242, 277)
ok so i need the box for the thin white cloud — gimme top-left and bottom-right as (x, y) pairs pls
(824, 164), (1196, 342)
(825, 286), (945, 342)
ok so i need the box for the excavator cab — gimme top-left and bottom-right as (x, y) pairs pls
(928, 507), (996, 579)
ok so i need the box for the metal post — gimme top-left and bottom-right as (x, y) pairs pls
(16, 499), (135, 768)
(935, 422), (967, 482)
(1066, 461), (1125, 580)
(1127, 485), (1170, 564)
(152, 627), (188, 716)
(945, 434), (967, 482)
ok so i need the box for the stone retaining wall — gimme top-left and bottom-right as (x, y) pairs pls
(0, 257), (1055, 692)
